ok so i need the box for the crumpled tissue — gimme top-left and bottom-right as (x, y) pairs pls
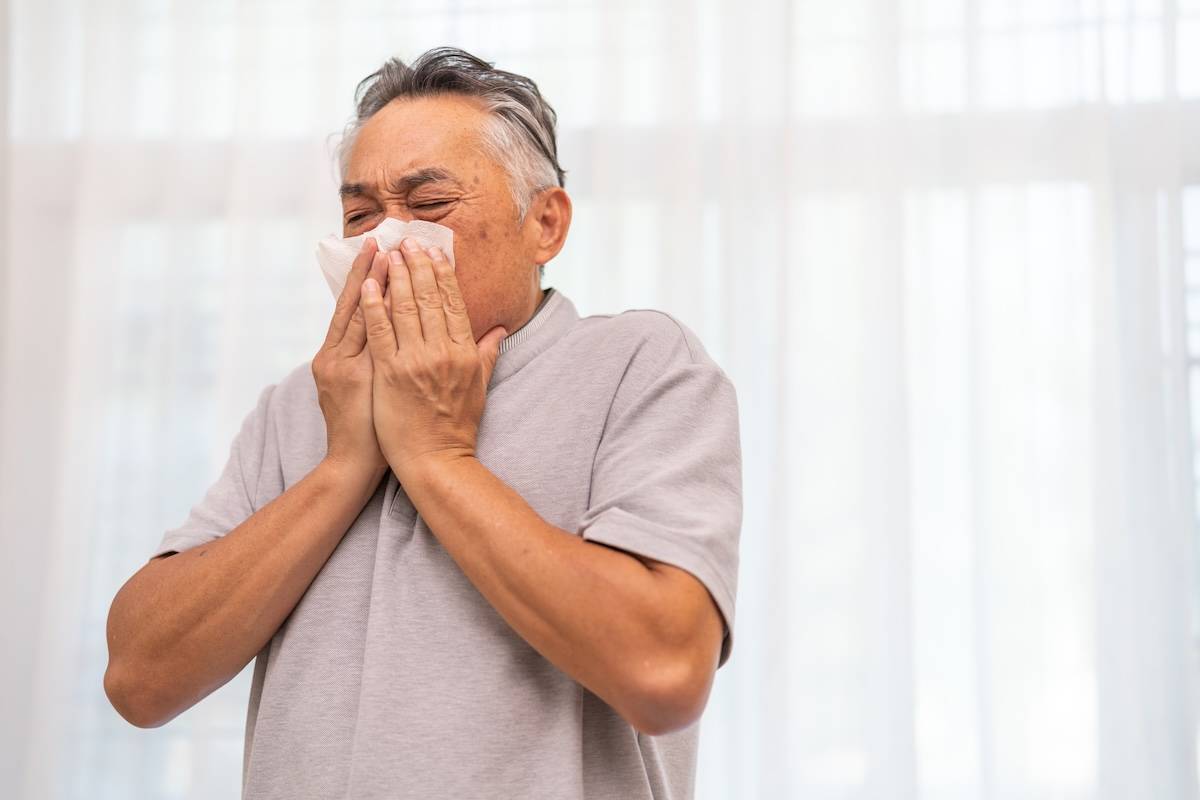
(314, 217), (455, 299)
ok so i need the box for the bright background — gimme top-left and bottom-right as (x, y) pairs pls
(3, 0), (1200, 797)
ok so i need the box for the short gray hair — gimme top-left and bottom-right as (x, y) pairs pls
(337, 47), (566, 221)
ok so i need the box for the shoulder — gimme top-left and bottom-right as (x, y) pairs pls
(231, 359), (326, 471)
(276, 358), (319, 403)
(571, 307), (714, 373)
(241, 359), (320, 432)
(564, 305), (736, 412)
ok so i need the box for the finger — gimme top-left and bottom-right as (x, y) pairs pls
(340, 307), (367, 355)
(359, 277), (397, 359)
(399, 237), (449, 344)
(428, 245), (473, 345)
(323, 236), (378, 349)
(386, 248), (424, 346)
(477, 325), (507, 389)
(339, 251), (389, 355)
(369, 248), (391, 287)
(377, 248), (399, 314)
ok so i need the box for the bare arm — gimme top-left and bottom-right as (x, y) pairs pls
(356, 242), (726, 736)
(403, 454), (725, 736)
(105, 237), (393, 729)
(103, 458), (387, 728)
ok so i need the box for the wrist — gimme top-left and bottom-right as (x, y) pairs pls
(391, 448), (476, 492)
(318, 455), (389, 489)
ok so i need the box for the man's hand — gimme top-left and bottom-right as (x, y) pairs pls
(356, 238), (722, 735)
(358, 237), (507, 484)
(312, 236), (393, 475)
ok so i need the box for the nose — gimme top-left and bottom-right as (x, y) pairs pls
(381, 207), (417, 226)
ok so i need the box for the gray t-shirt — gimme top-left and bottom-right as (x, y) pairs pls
(152, 287), (742, 800)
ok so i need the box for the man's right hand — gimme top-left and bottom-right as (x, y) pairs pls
(312, 237), (391, 475)
(106, 237), (398, 729)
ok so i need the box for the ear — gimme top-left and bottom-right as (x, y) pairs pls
(523, 187), (572, 267)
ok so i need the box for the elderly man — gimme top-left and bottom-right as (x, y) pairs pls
(104, 47), (741, 799)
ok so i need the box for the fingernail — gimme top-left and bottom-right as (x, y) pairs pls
(362, 278), (379, 295)
(428, 245), (443, 259)
(402, 237), (420, 252)
(363, 236), (376, 251)
(388, 250), (403, 265)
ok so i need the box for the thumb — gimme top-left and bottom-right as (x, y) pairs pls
(477, 326), (507, 388)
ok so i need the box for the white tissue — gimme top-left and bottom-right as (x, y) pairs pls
(315, 217), (456, 299)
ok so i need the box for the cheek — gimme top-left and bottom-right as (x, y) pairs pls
(449, 248), (502, 316)
(451, 264), (481, 302)
(469, 220), (511, 249)
(445, 251), (489, 307)
(442, 212), (525, 301)
(451, 219), (519, 274)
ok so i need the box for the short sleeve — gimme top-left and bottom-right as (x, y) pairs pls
(577, 314), (743, 668)
(148, 383), (278, 561)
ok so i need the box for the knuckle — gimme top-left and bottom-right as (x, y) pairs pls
(367, 318), (393, 338)
(416, 293), (443, 309)
(443, 291), (467, 313)
(394, 298), (420, 316)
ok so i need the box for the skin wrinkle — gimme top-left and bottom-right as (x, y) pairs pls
(338, 166), (462, 205)
(339, 95), (544, 343)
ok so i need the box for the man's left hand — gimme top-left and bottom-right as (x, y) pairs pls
(358, 236), (507, 483)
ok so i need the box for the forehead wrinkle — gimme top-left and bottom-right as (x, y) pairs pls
(388, 166), (461, 194)
(339, 166), (462, 201)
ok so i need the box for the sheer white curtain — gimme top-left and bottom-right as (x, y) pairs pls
(2, 0), (1199, 797)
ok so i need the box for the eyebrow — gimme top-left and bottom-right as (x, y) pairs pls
(339, 167), (460, 199)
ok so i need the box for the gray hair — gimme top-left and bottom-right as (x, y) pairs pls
(336, 47), (566, 222)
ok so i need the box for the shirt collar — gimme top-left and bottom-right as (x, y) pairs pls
(488, 286), (579, 389)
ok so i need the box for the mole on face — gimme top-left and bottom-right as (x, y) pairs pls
(479, 224), (489, 241)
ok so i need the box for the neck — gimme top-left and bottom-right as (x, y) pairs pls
(514, 281), (545, 333)
(489, 281), (544, 348)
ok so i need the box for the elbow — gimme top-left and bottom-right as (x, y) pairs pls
(622, 649), (714, 737)
(104, 663), (169, 729)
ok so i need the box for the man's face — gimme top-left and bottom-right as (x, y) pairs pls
(339, 94), (541, 341)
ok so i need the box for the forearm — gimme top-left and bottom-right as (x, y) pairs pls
(104, 457), (387, 728)
(402, 455), (687, 729)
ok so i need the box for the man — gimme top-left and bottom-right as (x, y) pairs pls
(104, 47), (742, 800)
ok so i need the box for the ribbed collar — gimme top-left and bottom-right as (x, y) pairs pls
(488, 286), (578, 389)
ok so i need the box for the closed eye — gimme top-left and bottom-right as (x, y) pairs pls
(345, 200), (451, 225)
